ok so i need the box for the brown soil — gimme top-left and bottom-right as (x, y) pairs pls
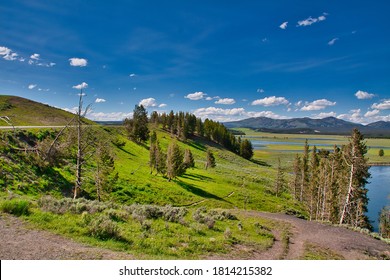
(1, 212), (389, 260)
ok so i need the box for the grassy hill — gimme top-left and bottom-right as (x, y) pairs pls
(0, 95), (87, 126)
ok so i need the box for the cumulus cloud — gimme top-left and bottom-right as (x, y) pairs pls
(185, 92), (206, 100)
(205, 97), (213, 101)
(139, 97), (158, 108)
(192, 107), (285, 122)
(158, 103), (167, 108)
(251, 96), (289, 106)
(371, 99), (390, 110)
(69, 57), (88, 67)
(279, 22), (288, 30)
(355, 90), (375, 100)
(72, 82), (88, 90)
(28, 84), (37, 90)
(328, 38), (339, 46)
(364, 109), (380, 118)
(0, 46), (19, 61)
(311, 112), (337, 119)
(337, 109), (363, 124)
(30, 53), (40, 60)
(300, 99), (336, 111)
(215, 98), (236, 105)
(95, 98), (106, 103)
(297, 13), (327, 27)
(87, 111), (133, 121)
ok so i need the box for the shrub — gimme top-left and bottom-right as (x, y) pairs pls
(87, 215), (121, 240)
(0, 199), (30, 216)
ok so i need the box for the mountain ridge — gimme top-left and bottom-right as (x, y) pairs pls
(224, 116), (390, 136)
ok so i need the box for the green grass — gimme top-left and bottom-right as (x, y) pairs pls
(301, 243), (344, 260)
(0, 199), (30, 216)
(0, 95), (93, 126)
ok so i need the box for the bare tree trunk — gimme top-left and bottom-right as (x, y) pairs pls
(340, 159), (354, 225)
(74, 90), (83, 199)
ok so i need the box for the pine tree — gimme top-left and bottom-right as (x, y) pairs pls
(379, 207), (390, 238)
(339, 129), (371, 229)
(240, 139), (254, 160)
(300, 139), (310, 202)
(124, 105), (149, 143)
(292, 154), (302, 200)
(205, 148), (216, 169)
(166, 142), (184, 181)
(308, 145), (319, 220)
(183, 149), (195, 169)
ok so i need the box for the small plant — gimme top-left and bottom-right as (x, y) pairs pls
(0, 199), (30, 216)
(378, 149), (385, 157)
(224, 227), (232, 239)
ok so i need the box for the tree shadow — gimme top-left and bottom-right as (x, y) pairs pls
(251, 158), (271, 167)
(117, 146), (135, 156)
(181, 173), (212, 182)
(186, 141), (206, 152)
(176, 179), (230, 204)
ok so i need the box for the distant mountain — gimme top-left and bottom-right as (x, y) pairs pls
(0, 95), (94, 126)
(224, 116), (390, 136)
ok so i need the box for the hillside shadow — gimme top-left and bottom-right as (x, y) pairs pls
(187, 141), (206, 152)
(176, 180), (230, 203)
(181, 173), (212, 182)
(251, 158), (271, 167)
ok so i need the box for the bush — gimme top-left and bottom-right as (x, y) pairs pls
(0, 199), (30, 216)
(86, 215), (121, 240)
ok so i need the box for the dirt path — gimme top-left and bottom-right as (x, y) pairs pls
(245, 211), (390, 260)
(1, 212), (389, 260)
(0, 214), (134, 260)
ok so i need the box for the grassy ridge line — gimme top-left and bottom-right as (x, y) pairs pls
(0, 95), (94, 126)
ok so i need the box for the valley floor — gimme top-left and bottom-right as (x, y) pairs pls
(1, 212), (389, 260)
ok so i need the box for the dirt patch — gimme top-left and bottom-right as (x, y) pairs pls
(0, 214), (134, 260)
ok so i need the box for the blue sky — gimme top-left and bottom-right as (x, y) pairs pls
(1, 0), (389, 124)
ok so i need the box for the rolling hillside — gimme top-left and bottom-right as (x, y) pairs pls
(0, 95), (87, 126)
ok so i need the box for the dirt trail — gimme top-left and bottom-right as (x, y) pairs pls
(245, 211), (390, 260)
(1, 211), (389, 260)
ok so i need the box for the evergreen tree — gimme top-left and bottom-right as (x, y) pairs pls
(339, 129), (371, 229)
(205, 148), (216, 169)
(300, 139), (310, 202)
(240, 139), (254, 160)
(183, 149), (195, 169)
(292, 154), (302, 200)
(166, 141), (184, 181)
(308, 145), (319, 220)
(378, 149), (385, 157)
(124, 105), (149, 143)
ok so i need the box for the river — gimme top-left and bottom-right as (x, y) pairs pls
(367, 166), (390, 232)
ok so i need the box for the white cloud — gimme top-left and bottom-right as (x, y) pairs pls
(185, 91), (206, 100)
(371, 99), (390, 110)
(364, 109), (380, 118)
(30, 53), (40, 60)
(28, 84), (37, 90)
(251, 96), (289, 106)
(215, 98), (236, 105)
(279, 22), (288, 30)
(129, 73), (136, 77)
(87, 111), (133, 121)
(69, 57), (88, 67)
(205, 97), (213, 101)
(337, 109), (363, 123)
(257, 88), (265, 93)
(328, 38), (339, 46)
(301, 99), (336, 111)
(72, 82), (88, 90)
(297, 13), (327, 27)
(193, 106), (285, 122)
(312, 112), (337, 119)
(139, 97), (158, 108)
(95, 98), (106, 103)
(158, 103), (167, 108)
(355, 90), (375, 100)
